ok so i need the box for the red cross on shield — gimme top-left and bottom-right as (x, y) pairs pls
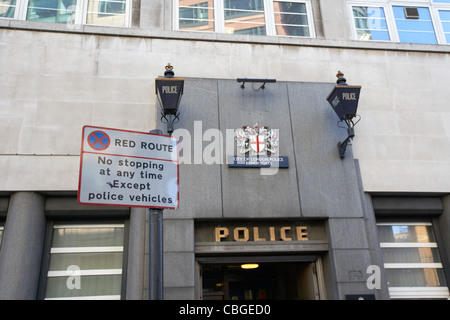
(250, 134), (265, 153)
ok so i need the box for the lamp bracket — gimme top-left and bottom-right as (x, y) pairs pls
(161, 111), (180, 135)
(338, 126), (356, 160)
(337, 114), (361, 130)
(237, 78), (276, 90)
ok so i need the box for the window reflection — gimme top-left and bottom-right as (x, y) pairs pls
(439, 10), (450, 43)
(0, 0), (16, 18)
(393, 6), (437, 44)
(352, 6), (389, 41)
(179, 0), (215, 32)
(224, 0), (266, 35)
(378, 225), (436, 243)
(27, 0), (77, 24)
(87, 0), (127, 26)
(274, 1), (310, 37)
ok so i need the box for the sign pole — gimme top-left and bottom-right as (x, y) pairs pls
(149, 129), (164, 300)
(149, 208), (163, 300)
(77, 125), (179, 301)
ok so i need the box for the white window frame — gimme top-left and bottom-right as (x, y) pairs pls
(432, 4), (450, 42)
(174, 0), (315, 38)
(348, 2), (397, 42)
(1, 0), (131, 27)
(83, 0), (131, 27)
(267, 0), (315, 37)
(174, 0), (219, 32)
(348, 0), (450, 44)
(44, 223), (125, 300)
(377, 222), (450, 300)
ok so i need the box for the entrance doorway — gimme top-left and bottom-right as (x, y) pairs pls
(197, 256), (324, 300)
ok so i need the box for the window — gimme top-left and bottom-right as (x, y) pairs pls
(0, 0), (130, 26)
(27, 0), (77, 23)
(0, 0), (16, 18)
(438, 9), (450, 42)
(176, 0), (315, 37)
(393, 6), (437, 44)
(273, 1), (311, 36)
(44, 223), (125, 300)
(224, 0), (266, 35)
(87, 0), (128, 26)
(352, 6), (390, 40)
(377, 222), (450, 299)
(179, 0), (215, 31)
(350, 1), (450, 44)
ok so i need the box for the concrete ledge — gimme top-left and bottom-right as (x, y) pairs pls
(2, 19), (450, 54)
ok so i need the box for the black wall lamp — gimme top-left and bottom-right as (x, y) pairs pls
(155, 64), (184, 134)
(326, 71), (362, 159)
(237, 78), (276, 90)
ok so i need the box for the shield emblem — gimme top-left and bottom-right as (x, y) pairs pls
(250, 134), (265, 153)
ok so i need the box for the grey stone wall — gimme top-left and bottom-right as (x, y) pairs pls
(160, 78), (378, 299)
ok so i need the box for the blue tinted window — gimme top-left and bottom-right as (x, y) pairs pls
(0, 0), (16, 18)
(27, 0), (77, 23)
(393, 6), (437, 44)
(353, 6), (390, 41)
(439, 10), (450, 43)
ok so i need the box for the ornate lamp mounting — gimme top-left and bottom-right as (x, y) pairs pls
(326, 71), (362, 159)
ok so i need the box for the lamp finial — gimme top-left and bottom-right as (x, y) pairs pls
(164, 63), (175, 78)
(336, 70), (347, 85)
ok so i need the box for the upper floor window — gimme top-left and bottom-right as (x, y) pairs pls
(176, 0), (315, 38)
(349, 1), (450, 44)
(352, 6), (390, 40)
(0, 0), (16, 18)
(0, 0), (130, 27)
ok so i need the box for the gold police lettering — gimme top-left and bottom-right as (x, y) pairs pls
(162, 86), (178, 94)
(214, 226), (308, 242)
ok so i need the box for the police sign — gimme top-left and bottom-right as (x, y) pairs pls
(326, 85), (361, 121)
(78, 126), (179, 209)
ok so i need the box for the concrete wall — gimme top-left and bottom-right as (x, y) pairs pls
(1, 24), (450, 193)
(160, 78), (378, 299)
(0, 0), (449, 300)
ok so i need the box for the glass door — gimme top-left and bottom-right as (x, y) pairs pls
(197, 256), (323, 300)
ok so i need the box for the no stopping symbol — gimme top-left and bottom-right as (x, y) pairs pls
(88, 131), (111, 151)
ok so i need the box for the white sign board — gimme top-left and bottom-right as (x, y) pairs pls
(78, 126), (179, 209)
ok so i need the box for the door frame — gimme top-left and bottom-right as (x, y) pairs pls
(195, 254), (327, 300)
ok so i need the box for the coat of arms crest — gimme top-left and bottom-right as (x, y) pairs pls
(235, 124), (279, 156)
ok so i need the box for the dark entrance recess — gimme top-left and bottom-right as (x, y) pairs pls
(200, 260), (321, 300)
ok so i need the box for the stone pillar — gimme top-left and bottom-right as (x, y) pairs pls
(0, 192), (46, 300)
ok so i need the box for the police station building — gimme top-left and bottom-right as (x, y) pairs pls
(1, 0), (450, 300)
